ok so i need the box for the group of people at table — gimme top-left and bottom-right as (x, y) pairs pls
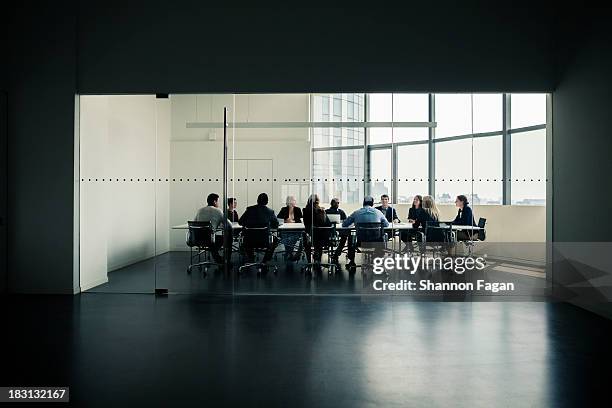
(194, 191), (477, 269)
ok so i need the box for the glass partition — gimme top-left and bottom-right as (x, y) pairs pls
(79, 95), (157, 293)
(79, 92), (549, 298)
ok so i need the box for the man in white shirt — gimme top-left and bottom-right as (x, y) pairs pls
(194, 193), (228, 262)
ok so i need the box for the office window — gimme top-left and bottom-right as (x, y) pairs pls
(511, 129), (546, 205)
(510, 94), (546, 129)
(397, 143), (428, 203)
(313, 149), (364, 204)
(434, 94), (472, 138)
(392, 94), (429, 143)
(367, 148), (392, 199)
(312, 93), (364, 148)
(472, 94), (503, 133)
(435, 138), (473, 204)
(368, 93), (392, 145)
(473, 135), (503, 204)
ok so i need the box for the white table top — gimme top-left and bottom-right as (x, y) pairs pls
(171, 222), (482, 231)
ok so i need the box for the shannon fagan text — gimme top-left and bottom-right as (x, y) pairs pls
(373, 279), (515, 293)
(372, 255), (486, 275)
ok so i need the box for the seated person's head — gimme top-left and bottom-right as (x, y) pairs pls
(207, 193), (220, 207)
(257, 193), (269, 206)
(228, 197), (237, 209)
(380, 194), (390, 207)
(286, 195), (296, 207)
(330, 198), (340, 209)
(306, 193), (320, 208)
(455, 195), (469, 208)
(363, 196), (374, 207)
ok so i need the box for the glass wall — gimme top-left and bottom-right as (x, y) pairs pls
(79, 93), (549, 296)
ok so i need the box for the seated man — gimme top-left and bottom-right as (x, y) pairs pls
(375, 194), (400, 223)
(227, 197), (241, 223)
(325, 197), (348, 261)
(342, 196), (389, 268)
(238, 193), (279, 263)
(194, 193), (229, 263)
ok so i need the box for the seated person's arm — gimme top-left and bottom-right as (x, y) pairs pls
(342, 213), (355, 228)
(381, 214), (390, 227)
(270, 211), (279, 228)
(392, 208), (400, 222)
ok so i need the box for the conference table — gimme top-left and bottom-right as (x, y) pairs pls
(171, 222), (483, 232)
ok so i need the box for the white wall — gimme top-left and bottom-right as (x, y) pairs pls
(168, 94), (311, 250)
(79, 95), (170, 291)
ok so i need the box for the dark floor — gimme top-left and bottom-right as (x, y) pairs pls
(89, 250), (549, 299)
(2, 294), (612, 407)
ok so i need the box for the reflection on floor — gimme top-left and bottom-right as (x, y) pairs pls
(89, 250), (549, 298)
(3, 294), (612, 406)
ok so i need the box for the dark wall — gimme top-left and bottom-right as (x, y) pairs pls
(78, 3), (555, 94)
(5, 2), (560, 293)
(552, 12), (612, 241)
(6, 3), (77, 293)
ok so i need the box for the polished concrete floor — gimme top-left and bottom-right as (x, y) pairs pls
(89, 250), (548, 299)
(2, 294), (611, 407)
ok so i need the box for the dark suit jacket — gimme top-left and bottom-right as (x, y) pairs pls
(277, 206), (303, 223)
(408, 207), (422, 221)
(413, 210), (439, 230)
(376, 205), (399, 222)
(239, 205), (279, 229)
(453, 205), (476, 226)
(227, 209), (240, 223)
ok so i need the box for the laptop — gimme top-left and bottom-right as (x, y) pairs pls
(327, 214), (341, 224)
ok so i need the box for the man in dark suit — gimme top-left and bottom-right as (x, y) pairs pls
(375, 194), (400, 223)
(238, 193), (279, 262)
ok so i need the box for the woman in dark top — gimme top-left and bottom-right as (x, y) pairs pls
(401, 194), (424, 244)
(277, 195), (303, 223)
(407, 195), (423, 223)
(302, 194), (332, 266)
(454, 195), (476, 240)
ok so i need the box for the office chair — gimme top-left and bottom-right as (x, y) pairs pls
(238, 226), (278, 275)
(186, 221), (224, 275)
(348, 222), (389, 274)
(422, 222), (454, 259)
(302, 224), (340, 276)
(462, 217), (487, 256)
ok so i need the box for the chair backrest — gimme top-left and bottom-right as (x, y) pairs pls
(424, 221), (451, 243)
(309, 224), (337, 246)
(355, 222), (385, 243)
(241, 226), (272, 249)
(477, 217), (487, 241)
(187, 221), (215, 248)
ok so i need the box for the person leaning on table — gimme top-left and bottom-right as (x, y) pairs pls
(342, 196), (389, 268)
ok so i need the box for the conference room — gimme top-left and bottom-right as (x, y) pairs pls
(78, 93), (549, 295)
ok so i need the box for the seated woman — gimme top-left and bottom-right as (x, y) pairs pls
(453, 194), (477, 241)
(414, 195), (443, 242)
(401, 195), (424, 244)
(302, 194), (332, 267)
(277, 195), (302, 223)
(277, 196), (303, 261)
